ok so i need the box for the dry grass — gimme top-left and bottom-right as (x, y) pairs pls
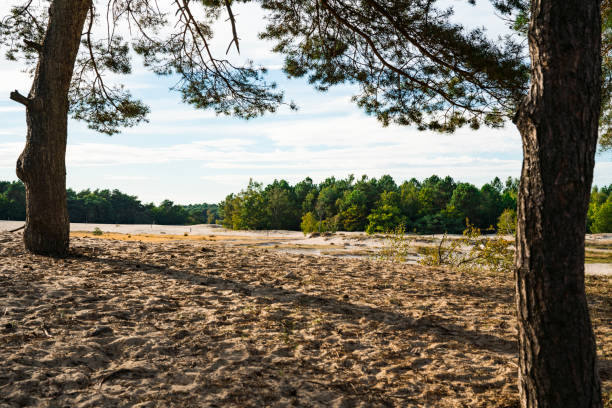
(0, 232), (610, 407)
(71, 231), (279, 244)
(585, 250), (612, 264)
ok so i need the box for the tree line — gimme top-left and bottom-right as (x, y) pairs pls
(0, 181), (218, 225)
(220, 175), (612, 234)
(3, 177), (609, 233)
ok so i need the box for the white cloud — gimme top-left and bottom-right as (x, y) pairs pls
(0, 106), (22, 113)
(103, 175), (151, 181)
(0, 142), (22, 168)
(0, 64), (31, 94)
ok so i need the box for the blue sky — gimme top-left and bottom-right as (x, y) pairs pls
(0, 1), (610, 204)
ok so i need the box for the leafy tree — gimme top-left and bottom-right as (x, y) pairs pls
(219, 193), (241, 229)
(338, 189), (368, 231)
(0, 181), (26, 220)
(591, 200), (612, 233)
(417, 175), (456, 217)
(294, 177), (317, 211)
(0, 0), (285, 255)
(3, 181), (25, 204)
(413, 206), (464, 234)
(260, 0), (527, 131)
(315, 185), (341, 221)
(449, 183), (483, 227)
(490, 176), (504, 194)
(265, 183), (300, 229)
(376, 174), (398, 194)
(207, 208), (218, 224)
(480, 182), (503, 228)
(235, 180), (268, 229)
(366, 191), (405, 234)
(301, 190), (318, 215)
(352, 175), (384, 212)
(1, 180), (216, 225)
(399, 179), (421, 225)
(151, 200), (191, 225)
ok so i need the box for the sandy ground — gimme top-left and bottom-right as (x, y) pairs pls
(0, 231), (610, 407)
(2, 221), (611, 276)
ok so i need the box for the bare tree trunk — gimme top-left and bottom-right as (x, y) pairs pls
(513, 1), (602, 407)
(11, 0), (91, 256)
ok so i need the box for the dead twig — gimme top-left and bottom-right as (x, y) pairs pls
(9, 224), (25, 233)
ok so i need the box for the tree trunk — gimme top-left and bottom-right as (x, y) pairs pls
(13, 0), (91, 256)
(513, 1), (602, 407)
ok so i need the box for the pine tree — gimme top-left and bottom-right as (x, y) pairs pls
(0, 0), (285, 255)
(259, 0), (605, 406)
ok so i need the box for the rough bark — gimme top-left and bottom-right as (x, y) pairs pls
(513, 1), (603, 407)
(13, 0), (91, 256)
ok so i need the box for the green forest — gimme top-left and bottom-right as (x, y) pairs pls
(219, 175), (612, 234)
(2, 176), (611, 233)
(0, 181), (219, 225)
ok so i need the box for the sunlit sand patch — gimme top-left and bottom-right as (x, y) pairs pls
(71, 231), (287, 245)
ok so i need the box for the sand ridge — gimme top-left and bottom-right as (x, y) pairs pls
(0, 232), (610, 407)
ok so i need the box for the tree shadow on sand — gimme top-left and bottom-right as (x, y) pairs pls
(68, 245), (517, 356)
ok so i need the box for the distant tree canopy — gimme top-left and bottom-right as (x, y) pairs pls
(0, 181), (25, 221)
(219, 175), (612, 234)
(2, 179), (609, 233)
(0, 181), (218, 226)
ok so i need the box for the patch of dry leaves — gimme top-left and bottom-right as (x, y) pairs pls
(0, 232), (610, 407)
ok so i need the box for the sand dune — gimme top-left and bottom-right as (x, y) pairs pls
(0, 231), (610, 407)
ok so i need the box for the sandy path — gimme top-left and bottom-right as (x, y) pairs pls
(0, 232), (610, 407)
(0, 222), (304, 239)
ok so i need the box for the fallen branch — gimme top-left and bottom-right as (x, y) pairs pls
(9, 225), (25, 233)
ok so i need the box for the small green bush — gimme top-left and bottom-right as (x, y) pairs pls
(376, 224), (412, 263)
(419, 222), (514, 273)
(497, 208), (517, 234)
(300, 212), (319, 235)
(92, 227), (103, 236)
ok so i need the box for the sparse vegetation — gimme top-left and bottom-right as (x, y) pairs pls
(497, 208), (517, 235)
(418, 223), (514, 273)
(375, 225), (413, 263)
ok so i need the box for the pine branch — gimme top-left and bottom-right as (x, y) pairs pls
(224, 0), (240, 54)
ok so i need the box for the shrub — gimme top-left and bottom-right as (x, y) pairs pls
(300, 212), (319, 235)
(376, 224), (413, 263)
(419, 222), (514, 273)
(365, 204), (405, 234)
(497, 208), (517, 234)
(92, 227), (103, 236)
